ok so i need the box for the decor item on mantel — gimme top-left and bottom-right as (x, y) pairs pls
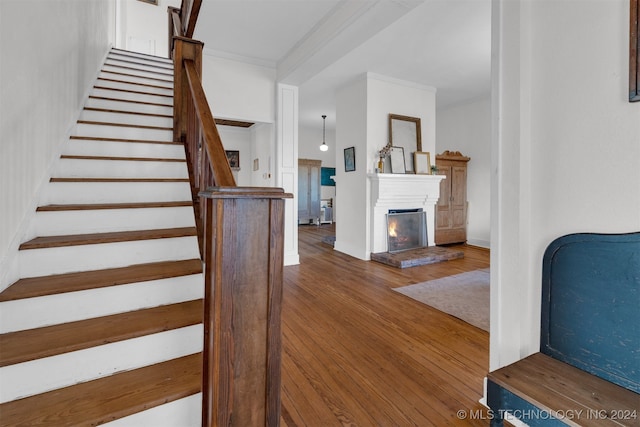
(377, 143), (392, 173)
(389, 113), (422, 173)
(435, 151), (470, 245)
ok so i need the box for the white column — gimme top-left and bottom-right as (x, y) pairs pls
(276, 84), (299, 265)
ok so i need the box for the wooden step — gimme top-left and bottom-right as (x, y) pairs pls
(0, 259), (202, 302)
(19, 227), (197, 250)
(0, 299), (203, 367)
(36, 201), (193, 211)
(110, 48), (173, 64)
(88, 95), (173, 108)
(101, 63), (174, 77)
(100, 70), (173, 85)
(106, 56), (174, 71)
(0, 353), (201, 426)
(60, 154), (185, 162)
(83, 107), (172, 119)
(69, 135), (180, 145)
(96, 77), (173, 91)
(77, 120), (172, 131)
(93, 85), (173, 99)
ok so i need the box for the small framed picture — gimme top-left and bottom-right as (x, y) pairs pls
(225, 150), (240, 169)
(389, 146), (406, 174)
(413, 151), (431, 174)
(344, 147), (356, 172)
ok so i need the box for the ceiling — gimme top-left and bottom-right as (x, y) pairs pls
(193, 0), (492, 131)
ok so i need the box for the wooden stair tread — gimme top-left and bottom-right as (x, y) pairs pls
(110, 48), (173, 64)
(88, 94), (173, 108)
(94, 85), (172, 98)
(0, 353), (201, 426)
(49, 177), (189, 183)
(37, 201), (192, 211)
(100, 69), (173, 84)
(0, 259), (202, 302)
(76, 119), (172, 131)
(96, 77), (172, 91)
(0, 300), (203, 367)
(19, 227), (197, 250)
(101, 63), (173, 77)
(60, 154), (185, 162)
(69, 135), (180, 145)
(107, 57), (174, 71)
(83, 106), (172, 118)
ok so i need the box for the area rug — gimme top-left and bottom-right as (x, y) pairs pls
(393, 268), (490, 331)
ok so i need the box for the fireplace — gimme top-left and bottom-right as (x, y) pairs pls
(386, 209), (428, 253)
(368, 173), (444, 257)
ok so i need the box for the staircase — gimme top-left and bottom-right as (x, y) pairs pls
(0, 49), (204, 426)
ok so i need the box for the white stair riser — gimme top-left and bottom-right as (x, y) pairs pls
(96, 79), (173, 97)
(64, 139), (184, 159)
(108, 51), (173, 65)
(103, 394), (201, 427)
(74, 123), (172, 141)
(42, 181), (191, 204)
(104, 59), (174, 76)
(0, 275), (203, 334)
(86, 96), (173, 116)
(53, 159), (189, 179)
(99, 70), (173, 89)
(91, 87), (172, 106)
(0, 325), (202, 403)
(80, 109), (173, 128)
(102, 64), (173, 81)
(19, 236), (200, 277)
(32, 207), (195, 237)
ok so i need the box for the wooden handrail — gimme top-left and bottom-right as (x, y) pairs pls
(183, 60), (236, 187)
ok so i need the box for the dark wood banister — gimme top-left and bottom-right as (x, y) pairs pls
(169, 5), (290, 427)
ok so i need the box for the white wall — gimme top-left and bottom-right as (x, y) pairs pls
(490, 0), (640, 371)
(116, 0), (180, 57)
(0, 0), (111, 290)
(217, 127), (252, 186)
(250, 123), (276, 187)
(201, 55), (276, 125)
(437, 97), (491, 248)
(334, 77), (369, 259)
(334, 73), (437, 260)
(298, 125), (336, 168)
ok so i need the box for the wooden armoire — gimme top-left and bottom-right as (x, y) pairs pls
(435, 151), (470, 245)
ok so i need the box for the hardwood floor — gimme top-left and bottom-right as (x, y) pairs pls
(281, 224), (492, 426)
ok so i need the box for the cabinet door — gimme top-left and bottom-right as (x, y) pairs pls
(436, 165), (452, 229)
(450, 165), (467, 229)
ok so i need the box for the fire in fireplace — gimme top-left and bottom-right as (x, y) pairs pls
(386, 209), (428, 253)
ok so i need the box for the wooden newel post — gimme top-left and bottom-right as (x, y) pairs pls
(172, 37), (203, 144)
(200, 187), (292, 427)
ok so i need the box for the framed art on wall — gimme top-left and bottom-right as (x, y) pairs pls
(344, 147), (356, 172)
(225, 150), (240, 169)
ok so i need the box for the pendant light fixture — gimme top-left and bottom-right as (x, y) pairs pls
(319, 115), (329, 151)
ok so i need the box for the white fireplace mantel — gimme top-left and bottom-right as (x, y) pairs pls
(368, 173), (445, 254)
